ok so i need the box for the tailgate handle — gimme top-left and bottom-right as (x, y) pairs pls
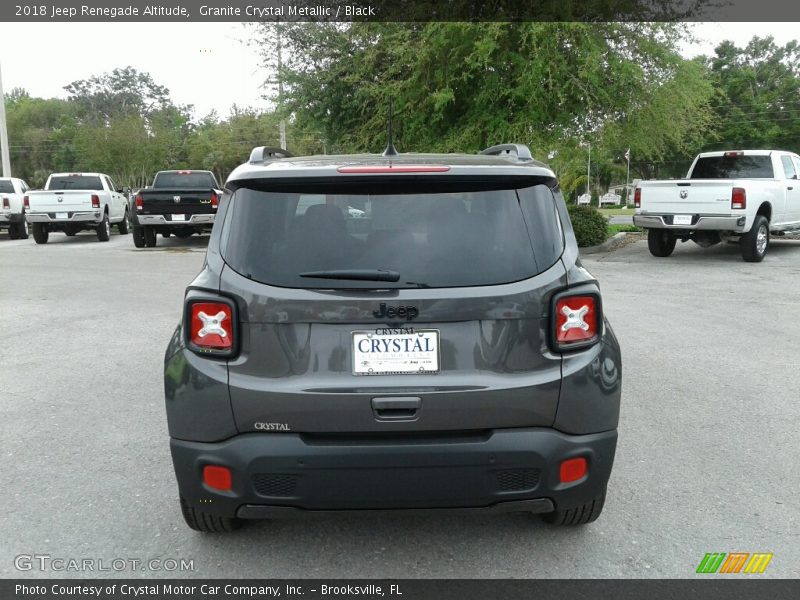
(371, 397), (421, 421)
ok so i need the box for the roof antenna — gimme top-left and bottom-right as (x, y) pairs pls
(382, 99), (398, 157)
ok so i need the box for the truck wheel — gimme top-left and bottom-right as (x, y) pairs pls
(179, 496), (242, 533)
(96, 213), (111, 242)
(32, 223), (49, 244)
(132, 225), (145, 248)
(118, 210), (130, 234)
(16, 217), (30, 240)
(647, 229), (676, 257)
(741, 215), (769, 262)
(542, 493), (605, 526)
(144, 226), (157, 248)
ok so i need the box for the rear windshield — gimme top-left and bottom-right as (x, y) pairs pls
(222, 184), (563, 289)
(153, 172), (217, 188)
(0, 181), (14, 193)
(690, 155), (774, 179)
(47, 176), (103, 190)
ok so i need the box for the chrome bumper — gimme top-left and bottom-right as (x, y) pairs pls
(135, 214), (215, 226)
(25, 211), (101, 223)
(633, 214), (746, 232)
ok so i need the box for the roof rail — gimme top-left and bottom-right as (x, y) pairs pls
(479, 144), (533, 162)
(249, 146), (294, 163)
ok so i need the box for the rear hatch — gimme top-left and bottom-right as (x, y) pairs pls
(31, 174), (104, 213)
(219, 176), (568, 433)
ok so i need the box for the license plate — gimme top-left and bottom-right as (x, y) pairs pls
(673, 214), (692, 225)
(352, 329), (440, 375)
(56, 212), (68, 220)
(172, 214), (186, 221)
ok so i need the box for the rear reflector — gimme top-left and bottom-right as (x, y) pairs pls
(189, 301), (234, 353)
(91, 194), (100, 208)
(731, 187), (746, 210)
(634, 188), (641, 208)
(555, 295), (598, 347)
(1, 198), (8, 209)
(135, 194), (143, 211)
(23, 196), (30, 209)
(337, 165), (451, 173)
(560, 457), (588, 483)
(203, 465), (232, 491)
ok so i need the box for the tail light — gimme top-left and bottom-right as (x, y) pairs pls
(210, 191), (219, 210)
(560, 457), (588, 483)
(91, 194), (100, 208)
(2, 198), (9, 209)
(731, 187), (746, 210)
(135, 194), (143, 211)
(23, 196), (30, 209)
(634, 187), (641, 208)
(203, 465), (232, 492)
(185, 297), (237, 357)
(551, 291), (601, 352)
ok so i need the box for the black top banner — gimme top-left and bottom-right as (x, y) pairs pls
(0, 0), (798, 22)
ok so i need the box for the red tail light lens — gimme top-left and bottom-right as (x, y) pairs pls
(187, 299), (235, 356)
(210, 191), (219, 209)
(135, 194), (143, 211)
(203, 465), (232, 491)
(634, 187), (641, 208)
(24, 195), (30, 209)
(91, 194), (100, 208)
(553, 293), (600, 351)
(560, 457), (588, 483)
(731, 187), (746, 210)
(2, 198), (9, 209)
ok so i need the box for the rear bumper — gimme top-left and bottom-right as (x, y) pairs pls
(170, 427), (617, 518)
(633, 214), (746, 232)
(26, 211), (101, 224)
(135, 213), (215, 226)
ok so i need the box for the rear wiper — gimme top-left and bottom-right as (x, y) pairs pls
(299, 269), (401, 282)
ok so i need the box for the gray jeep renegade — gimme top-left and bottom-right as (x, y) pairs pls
(164, 143), (622, 532)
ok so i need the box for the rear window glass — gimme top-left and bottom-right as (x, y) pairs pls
(222, 184), (563, 289)
(153, 172), (217, 188)
(47, 176), (103, 190)
(0, 181), (14, 193)
(690, 155), (774, 179)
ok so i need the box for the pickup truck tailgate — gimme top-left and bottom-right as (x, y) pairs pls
(27, 190), (96, 213)
(639, 180), (739, 215)
(138, 189), (216, 216)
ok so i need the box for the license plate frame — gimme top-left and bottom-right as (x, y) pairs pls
(673, 214), (692, 226)
(55, 212), (68, 220)
(171, 214), (186, 221)
(352, 329), (440, 376)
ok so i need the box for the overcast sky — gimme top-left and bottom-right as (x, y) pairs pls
(1, 22), (799, 120)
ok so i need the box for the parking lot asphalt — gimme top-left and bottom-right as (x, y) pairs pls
(1, 231), (799, 579)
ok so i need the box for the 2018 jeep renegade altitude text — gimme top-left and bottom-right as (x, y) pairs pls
(164, 143), (622, 532)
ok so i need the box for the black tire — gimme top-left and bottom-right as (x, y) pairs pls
(118, 210), (130, 234)
(19, 216), (30, 239)
(741, 214), (769, 262)
(132, 225), (145, 248)
(647, 229), (676, 257)
(97, 213), (111, 242)
(542, 493), (605, 526)
(144, 226), (157, 248)
(179, 496), (242, 533)
(32, 223), (49, 244)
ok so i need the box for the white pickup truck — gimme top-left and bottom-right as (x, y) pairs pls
(633, 150), (800, 262)
(0, 177), (32, 239)
(25, 172), (130, 244)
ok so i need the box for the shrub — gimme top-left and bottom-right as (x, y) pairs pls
(567, 204), (608, 247)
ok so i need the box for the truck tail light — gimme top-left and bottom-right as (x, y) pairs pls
(210, 191), (219, 210)
(135, 194), (143, 211)
(634, 188), (641, 208)
(2, 198), (8, 209)
(91, 194), (100, 208)
(186, 298), (237, 357)
(551, 292), (601, 352)
(23, 195), (29, 209)
(731, 187), (746, 210)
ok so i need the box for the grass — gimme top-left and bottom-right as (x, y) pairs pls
(608, 224), (642, 236)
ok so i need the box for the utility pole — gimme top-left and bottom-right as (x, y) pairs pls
(0, 63), (11, 177)
(625, 148), (631, 206)
(276, 22), (287, 151)
(586, 142), (591, 197)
